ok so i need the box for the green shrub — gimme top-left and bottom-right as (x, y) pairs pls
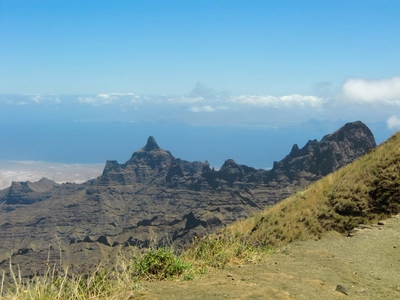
(132, 248), (190, 280)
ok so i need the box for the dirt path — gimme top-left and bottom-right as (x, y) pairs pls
(135, 215), (400, 299)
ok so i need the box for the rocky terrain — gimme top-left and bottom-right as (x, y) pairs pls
(0, 121), (376, 276)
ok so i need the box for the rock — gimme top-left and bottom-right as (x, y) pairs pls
(268, 121), (376, 184)
(377, 221), (386, 226)
(144, 136), (160, 151)
(335, 284), (349, 295)
(219, 159), (245, 184)
(357, 224), (372, 229)
(0, 178), (58, 205)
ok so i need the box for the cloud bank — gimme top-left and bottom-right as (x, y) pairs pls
(78, 93), (140, 106)
(189, 105), (216, 112)
(342, 77), (400, 104)
(3, 94), (61, 105)
(387, 116), (400, 130)
(2, 76), (400, 126)
(229, 94), (324, 108)
(0, 161), (104, 190)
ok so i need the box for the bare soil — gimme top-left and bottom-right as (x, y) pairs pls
(136, 215), (400, 299)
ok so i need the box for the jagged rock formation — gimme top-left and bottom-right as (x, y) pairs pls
(268, 121), (376, 183)
(0, 122), (376, 277)
(0, 177), (58, 206)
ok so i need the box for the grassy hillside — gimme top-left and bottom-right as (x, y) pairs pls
(223, 131), (400, 247)
(178, 130), (400, 271)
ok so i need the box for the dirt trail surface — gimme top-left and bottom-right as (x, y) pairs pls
(136, 215), (400, 299)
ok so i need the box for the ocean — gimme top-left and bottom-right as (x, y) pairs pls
(0, 120), (365, 169)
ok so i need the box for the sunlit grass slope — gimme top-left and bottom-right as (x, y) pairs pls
(183, 131), (400, 266)
(224, 131), (400, 247)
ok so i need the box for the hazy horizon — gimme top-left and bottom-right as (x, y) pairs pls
(1, 1), (399, 188)
(0, 118), (395, 190)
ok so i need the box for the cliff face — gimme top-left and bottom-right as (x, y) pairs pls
(268, 121), (376, 183)
(2, 177), (58, 205)
(0, 122), (376, 277)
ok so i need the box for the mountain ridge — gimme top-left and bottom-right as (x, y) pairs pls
(0, 121), (376, 277)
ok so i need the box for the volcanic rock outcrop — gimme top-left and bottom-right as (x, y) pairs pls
(267, 121), (376, 183)
(0, 177), (58, 206)
(0, 122), (376, 277)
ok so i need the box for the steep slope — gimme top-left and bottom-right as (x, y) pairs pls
(0, 121), (376, 277)
(241, 131), (400, 247)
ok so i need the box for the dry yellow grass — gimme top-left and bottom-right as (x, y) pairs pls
(235, 131), (400, 247)
(1, 257), (138, 300)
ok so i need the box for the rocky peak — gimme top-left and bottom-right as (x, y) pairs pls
(100, 137), (174, 185)
(144, 136), (160, 152)
(315, 121), (376, 175)
(127, 136), (173, 165)
(220, 159), (240, 169)
(269, 121), (376, 183)
(102, 160), (119, 176)
(219, 159), (245, 183)
(321, 120), (376, 149)
(2, 178), (58, 205)
(290, 144), (299, 155)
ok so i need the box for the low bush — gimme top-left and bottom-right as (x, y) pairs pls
(132, 247), (190, 280)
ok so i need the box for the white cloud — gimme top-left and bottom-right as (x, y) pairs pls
(96, 93), (111, 100)
(4, 95), (61, 105)
(78, 93), (138, 106)
(189, 105), (216, 112)
(168, 96), (204, 104)
(387, 115), (400, 130)
(31, 95), (43, 103)
(342, 77), (400, 103)
(28, 94), (61, 104)
(109, 93), (136, 96)
(229, 94), (324, 108)
(78, 97), (98, 105)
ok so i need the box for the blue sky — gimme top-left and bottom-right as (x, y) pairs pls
(0, 1), (400, 171)
(1, 0), (399, 95)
